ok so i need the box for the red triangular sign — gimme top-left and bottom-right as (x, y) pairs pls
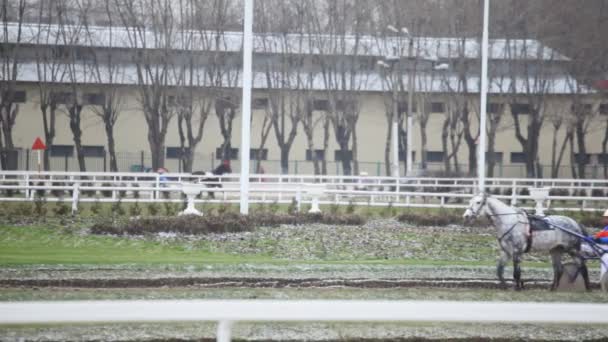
(32, 137), (47, 150)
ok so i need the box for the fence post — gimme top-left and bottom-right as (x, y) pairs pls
(217, 320), (233, 342)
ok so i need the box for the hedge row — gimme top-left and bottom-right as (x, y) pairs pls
(90, 212), (366, 235)
(397, 210), (490, 227)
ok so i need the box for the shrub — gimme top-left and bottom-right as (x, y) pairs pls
(397, 209), (489, 227)
(163, 201), (178, 216)
(591, 188), (604, 197)
(287, 198), (298, 215)
(13, 202), (34, 217)
(112, 199), (126, 217)
(101, 183), (113, 198)
(129, 201), (143, 217)
(90, 198), (103, 216)
(90, 212), (366, 236)
(328, 203), (341, 215)
(346, 200), (355, 215)
(91, 213), (253, 235)
(147, 202), (160, 216)
(218, 202), (232, 215)
(51, 182), (66, 198)
(132, 183), (140, 199)
(34, 181), (46, 197)
(3, 181), (19, 198)
(33, 197), (47, 217)
(80, 182), (96, 197)
(53, 201), (71, 217)
(519, 188), (530, 204)
(268, 201), (280, 214)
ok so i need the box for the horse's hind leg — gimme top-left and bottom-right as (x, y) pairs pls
(570, 251), (592, 291)
(550, 249), (564, 291)
(513, 253), (524, 290)
(497, 250), (510, 289)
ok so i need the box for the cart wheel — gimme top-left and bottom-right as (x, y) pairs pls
(556, 262), (587, 292)
(601, 272), (608, 292)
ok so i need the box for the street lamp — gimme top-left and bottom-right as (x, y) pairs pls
(377, 57), (401, 178)
(378, 32), (450, 178)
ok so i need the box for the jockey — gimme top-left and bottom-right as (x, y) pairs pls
(593, 209), (608, 244)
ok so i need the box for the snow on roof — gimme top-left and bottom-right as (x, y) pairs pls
(5, 22), (569, 61)
(14, 61), (590, 95)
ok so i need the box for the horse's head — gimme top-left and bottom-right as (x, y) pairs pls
(463, 192), (489, 221)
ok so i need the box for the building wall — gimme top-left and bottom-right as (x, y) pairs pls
(8, 83), (607, 177)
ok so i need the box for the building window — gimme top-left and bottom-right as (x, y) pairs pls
(431, 102), (445, 113)
(510, 103), (531, 115)
(166, 147), (189, 159)
(2, 90), (26, 103)
(52, 92), (74, 105)
(252, 98), (268, 109)
(487, 103), (504, 114)
(425, 151), (444, 162)
(486, 151), (503, 163)
(510, 152), (526, 163)
(306, 149), (325, 161)
(85, 93), (105, 106)
(250, 148), (268, 160)
(600, 104), (608, 115)
(50, 145), (74, 157)
(398, 101), (417, 113)
(334, 149), (353, 162)
(82, 145), (105, 158)
(574, 153), (591, 165)
(313, 99), (329, 111)
(398, 151), (416, 162)
(216, 147), (239, 160)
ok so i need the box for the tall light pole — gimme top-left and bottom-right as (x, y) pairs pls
(378, 59), (401, 178)
(478, 0), (490, 193)
(405, 37), (414, 176)
(240, 0), (254, 215)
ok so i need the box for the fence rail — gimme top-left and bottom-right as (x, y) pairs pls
(1, 300), (607, 342)
(0, 171), (606, 211)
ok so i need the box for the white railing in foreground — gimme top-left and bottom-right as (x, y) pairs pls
(0, 171), (606, 211)
(1, 300), (608, 342)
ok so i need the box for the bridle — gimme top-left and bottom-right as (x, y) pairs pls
(467, 193), (488, 218)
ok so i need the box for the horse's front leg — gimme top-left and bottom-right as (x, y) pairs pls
(550, 249), (564, 291)
(497, 249), (510, 289)
(513, 253), (524, 291)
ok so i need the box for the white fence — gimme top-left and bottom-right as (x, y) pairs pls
(0, 171), (607, 211)
(1, 300), (608, 342)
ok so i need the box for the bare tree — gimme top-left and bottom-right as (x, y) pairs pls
(115, 0), (176, 170)
(309, 0), (373, 176)
(548, 109), (572, 178)
(0, 0), (26, 170)
(57, 0), (91, 172)
(257, 0), (303, 174)
(84, 0), (124, 172)
(34, 1), (66, 170)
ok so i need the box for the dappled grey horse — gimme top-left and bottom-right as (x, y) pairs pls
(463, 193), (590, 291)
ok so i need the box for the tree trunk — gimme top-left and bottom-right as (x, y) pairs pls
(419, 121), (428, 170)
(280, 147), (290, 174)
(104, 119), (118, 172)
(322, 116), (329, 175)
(487, 132), (496, 178)
(40, 103), (56, 171)
(0, 104), (17, 169)
(603, 119), (608, 179)
(352, 124), (359, 176)
(306, 134), (320, 175)
(384, 122), (392, 176)
(569, 133), (577, 179)
(575, 120), (587, 178)
(68, 104), (86, 172)
(441, 117), (450, 173)
(339, 140), (351, 176)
